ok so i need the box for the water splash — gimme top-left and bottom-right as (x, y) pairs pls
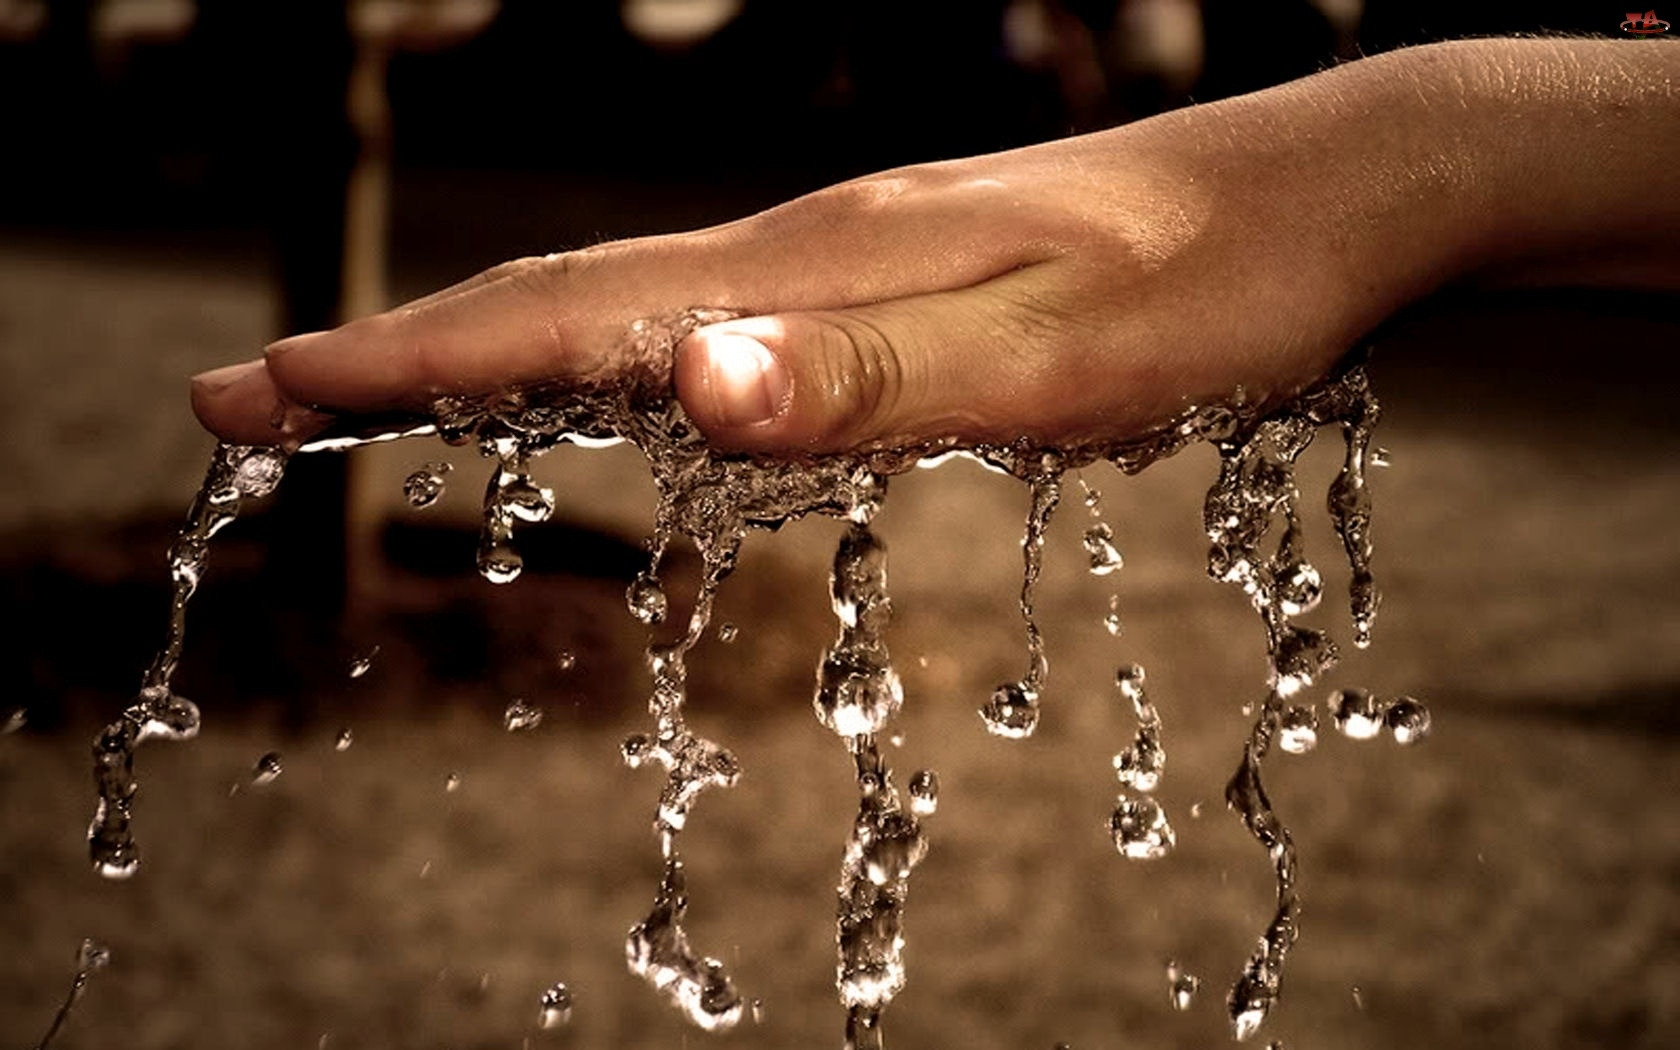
(108, 310), (1420, 1042)
(88, 443), (285, 879)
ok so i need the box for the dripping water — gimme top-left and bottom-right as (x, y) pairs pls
(33, 939), (110, 1050)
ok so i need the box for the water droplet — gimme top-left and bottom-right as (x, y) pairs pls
(477, 541), (524, 584)
(555, 650), (576, 672)
(403, 462), (451, 508)
(1328, 688), (1386, 740)
(1190, 801), (1204, 819)
(908, 770), (940, 815)
(621, 733), (655, 769)
(1166, 960), (1200, 1010)
(1385, 697), (1432, 745)
(136, 690), (201, 742)
(1103, 611), (1123, 636)
(815, 646), (903, 738)
(78, 939), (112, 972)
(1275, 562), (1323, 616)
(718, 622), (738, 644)
(1113, 737), (1165, 793)
(334, 728), (353, 751)
(750, 997), (765, 1024)
(1351, 984), (1364, 1009)
(348, 646), (379, 678)
(627, 572), (668, 625)
(500, 474), (556, 523)
(1115, 663), (1146, 705)
(419, 860), (433, 878)
(1110, 795), (1175, 859)
(979, 681), (1040, 739)
(538, 982), (573, 1028)
(1082, 522), (1123, 576)
(503, 699), (544, 732)
(2, 706), (26, 734)
(232, 447), (286, 498)
(1277, 705), (1319, 754)
(445, 772), (461, 793)
(1232, 1005), (1267, 1042)
(1370, 446), (1391, 467)
(251, 751), (283, 785)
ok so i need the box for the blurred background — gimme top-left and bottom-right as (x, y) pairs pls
(1, 2), (1677, 1048)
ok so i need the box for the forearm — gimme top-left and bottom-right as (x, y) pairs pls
(1289, 37), (1680, 296)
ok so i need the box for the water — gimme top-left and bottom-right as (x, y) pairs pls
(537, 982), (573, 1029)
(503, 698), (544, 732)
(89, 442), (285, 879)
(33, 939), (111, 1050)
(94, 310), (1425, 1044)
(1166, 960), (1200, 1012)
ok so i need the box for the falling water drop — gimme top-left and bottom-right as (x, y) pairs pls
(477, 541), (524, 585)
(1328, 688), (1386, 740)
(1385, 697), (1432, 744)
(445, 772), (461, 793)
(1275, 563), (1323, 617)
(555, 650), (576, 672)
(1110, 795), (1175, 859)
(1082, 522), (1124, 575)
(403, 462), (451, 507)
(251, 751), (283, 785)
(1277, 705), (1319, 755)
(1370, 446), (1391, 467)
(334, 728), (353, 751)
(538, 982), (573, 1028)
(348, 646), (379, 678)
(627, 572), (669, 625)
(718, 622), (738, 644)
(3, 706), (25, 733)
(1167, 960), (1201, 1011)
(908, 770), (940, 815)
(979, 681), (1040, 739)
(503, 699), (544, 732)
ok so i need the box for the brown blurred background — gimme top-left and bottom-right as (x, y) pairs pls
(2, 2), (1677, 1049)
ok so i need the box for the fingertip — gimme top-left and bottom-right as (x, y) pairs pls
(190, 359), (332, 448)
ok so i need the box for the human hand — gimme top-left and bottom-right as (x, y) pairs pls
(191, 38), (1679, 454)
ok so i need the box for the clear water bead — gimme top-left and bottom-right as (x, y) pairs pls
(2, 706), (25, 733)
(232, 447), (286, 498)
(500, 475), (556, 523)
(1277, 705), (1319, 754)
(1110, 795), (1175, 859)
(1328, 688), (1386, 740)
(979, 681), (1040, 739)
(908, 769), (940, 815)
(445, 772), (461, 793)
(718, 622), (738, 644)
(1082, 523), (1123, 576)
(402, 462), (450, 508)
(814, 646), (903, 738)
(555, 650), (576, 672)
(334, 728), (353, 751)
(503, 699), (544, 732)
(1385, 697), (1432, 744)
(251, 751), (283, 785)
(1276, 562), (1323, 616)
(136, 691), (201, 742)
(538, 982), (573, 1028)
(1166, 961), (1200, 1011)
(348, 646), (378, 678)
(627, 572), (668, 625)
(477, 542), (524, 584)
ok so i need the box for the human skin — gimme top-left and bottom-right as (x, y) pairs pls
(191, 37), (1679, 453)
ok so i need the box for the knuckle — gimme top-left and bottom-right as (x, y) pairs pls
(814, 314), (911, 443)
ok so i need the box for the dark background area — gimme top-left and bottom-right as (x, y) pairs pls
(1, 3), (1676, 1049)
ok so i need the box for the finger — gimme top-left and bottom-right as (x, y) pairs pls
(672, 263), (1131, 453)
(197, 168), (1063, 436)
(189, 360), (334, 448)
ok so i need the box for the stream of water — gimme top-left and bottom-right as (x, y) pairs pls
(80, 310), (1428, 1048)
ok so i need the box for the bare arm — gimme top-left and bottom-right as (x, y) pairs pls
(190, 36), (1680, 452)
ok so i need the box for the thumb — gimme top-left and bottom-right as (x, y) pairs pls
(674, 281), (1074, 454)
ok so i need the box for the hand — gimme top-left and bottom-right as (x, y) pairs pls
(191, 38), (1680, 453)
